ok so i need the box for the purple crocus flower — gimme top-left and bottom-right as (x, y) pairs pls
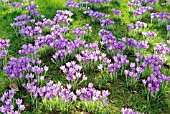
(124, 70), (129, 76)
(9, 2), (24, 8)
(167, 25), (170, 32)
(167, 39), (170, 44)
(15, 99), (22, 105)
(121, 108), (142, 114)
(19, 105), (25, 111)
(133, 6), (153, 16)
(113, 9), (122, 15)
(142, 31), (157, 37)
(154, 42), (170, 54)
(2, 0), (8, 2)
(126, 24), (134, 31)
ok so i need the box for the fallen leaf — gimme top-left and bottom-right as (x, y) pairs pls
(9, 82), (19, 91)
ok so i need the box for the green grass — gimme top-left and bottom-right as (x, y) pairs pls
(0, 0), (170, 114)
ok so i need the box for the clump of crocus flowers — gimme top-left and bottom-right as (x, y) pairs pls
(133, 6), (153, 19)
(167, 25), (170, 37)
(9, 2), (24, 8)
(19, 26), (42, 37)
(142, 31), (157, 38)
(72, 28), (86, 36)
(108, 53), (129, 81)
(154, 42), (170, 55)
(60, 61), (87, 82)
(25, 1), (41, 17)
(51, 37), (85, 66)
(100, 19), (115, 28)
(99, 29), (126, 52)
(3, 57), (48, 81)
(53, 10), (73, 25)
(121, 107), (144, 114)
(134, 21), (147, 32)
(122, 38), (149, 51)
(151, 12), (170, 24)
(35, 18), (54, 27)
(18, 44), (39, 57)
(0, 38), (10, 59)
(0, 89), (25, 114)
(84, 7), (107, 21)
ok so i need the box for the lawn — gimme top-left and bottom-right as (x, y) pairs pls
(0, 0), (170, 114)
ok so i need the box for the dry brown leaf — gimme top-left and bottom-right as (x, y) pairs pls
(9, 82), (19, 91)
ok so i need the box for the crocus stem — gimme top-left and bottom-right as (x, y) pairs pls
(110, 73), (113, 82)
(126, 75), (128, 87)
(147, 90), (150, 101)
